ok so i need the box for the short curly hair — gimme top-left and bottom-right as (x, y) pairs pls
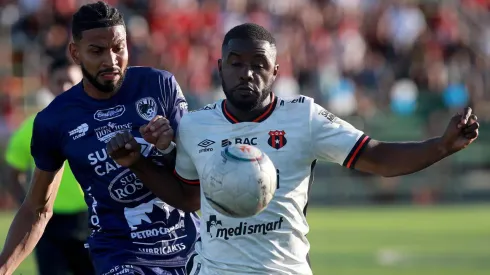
(71, 1), (125, 42)
(222, 23), (276, 48)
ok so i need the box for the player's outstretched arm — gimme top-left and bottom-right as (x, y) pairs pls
(107, 131), (200, 212)
(354, 107), (479, 177)
(0, 166), (64, 274)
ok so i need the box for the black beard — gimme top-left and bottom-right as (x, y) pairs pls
(81, 65), (126, 94)
(222, 80), (273, 112)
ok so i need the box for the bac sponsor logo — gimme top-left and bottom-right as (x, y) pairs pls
(221, 139), (232, 147)
(268, 130), (287, 150)
(221, 137), (257, 147)
(94, 105), (125, 121)
(94, 122), (132, 143)
(136, 97), (158, 121)
(206, 215), (284, 240)
(69, 123), (89, 140)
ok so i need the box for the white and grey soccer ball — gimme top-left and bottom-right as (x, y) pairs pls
(201, 144), (277, 218)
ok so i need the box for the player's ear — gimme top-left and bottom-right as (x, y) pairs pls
(69, 42), (81, 65)
(270, 64), (279, 83)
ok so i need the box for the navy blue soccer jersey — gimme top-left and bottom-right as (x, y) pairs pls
(30, 67), (200, 273)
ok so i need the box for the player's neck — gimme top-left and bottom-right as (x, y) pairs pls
(226, 94), (273, 122)
(82, 79), (118, 100)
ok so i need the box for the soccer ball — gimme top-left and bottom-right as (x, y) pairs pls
(201, 144), (277, 218)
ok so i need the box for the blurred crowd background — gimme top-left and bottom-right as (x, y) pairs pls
(0, 0), (489, 208)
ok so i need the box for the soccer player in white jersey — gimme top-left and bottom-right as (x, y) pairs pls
(107, 23), (479, 275)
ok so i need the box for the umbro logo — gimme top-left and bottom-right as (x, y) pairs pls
(198, 139), (215, 148)
(198, 139), (215, 153)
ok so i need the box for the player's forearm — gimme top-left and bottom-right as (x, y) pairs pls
(129, 157), (199, 212)
(0, 204), (51, 274)
(156, 146), (177, 170)
(355, 137), (450, 177)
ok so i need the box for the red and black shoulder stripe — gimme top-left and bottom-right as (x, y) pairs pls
(343, 134), (371, 169)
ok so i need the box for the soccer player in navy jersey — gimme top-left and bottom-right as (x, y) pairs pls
(0, 2), (199, 275)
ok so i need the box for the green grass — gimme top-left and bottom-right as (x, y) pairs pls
(308, 205), (490, 275)
(1, 204), (489, 275)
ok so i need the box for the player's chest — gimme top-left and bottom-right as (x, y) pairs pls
(60, 99), (165, 172)
(189, 123), (312, 176)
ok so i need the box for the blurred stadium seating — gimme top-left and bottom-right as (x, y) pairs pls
(0, 0), (490, 208)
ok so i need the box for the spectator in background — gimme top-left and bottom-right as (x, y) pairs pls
(3, 58), (95, 275)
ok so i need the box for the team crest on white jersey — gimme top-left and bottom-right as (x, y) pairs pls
(135, 97), (157, 121)
(268, 130), (287, 150)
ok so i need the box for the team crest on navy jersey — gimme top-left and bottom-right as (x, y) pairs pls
(268, 130), (287, 150)
(136, 97), (157, 121)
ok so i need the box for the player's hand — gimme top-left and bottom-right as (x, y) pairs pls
(139, 115), (174, 150)
(440, 107), (479, 154)
(107, 131), (141, 167)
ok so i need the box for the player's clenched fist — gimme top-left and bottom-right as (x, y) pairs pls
(440, 107), (479, 154)
(139, 115), (174, 150)
(107, 131), (141, 167)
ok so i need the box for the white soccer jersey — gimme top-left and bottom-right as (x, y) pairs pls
(175, 95), (370, 275)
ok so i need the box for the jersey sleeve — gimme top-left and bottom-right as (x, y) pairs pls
(5, 117), (34, 171)
(310, 103), (371, 168)
(30, 113), (66, 172)
(158, 73), (189, 133)
(173, 124), (200, 185)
